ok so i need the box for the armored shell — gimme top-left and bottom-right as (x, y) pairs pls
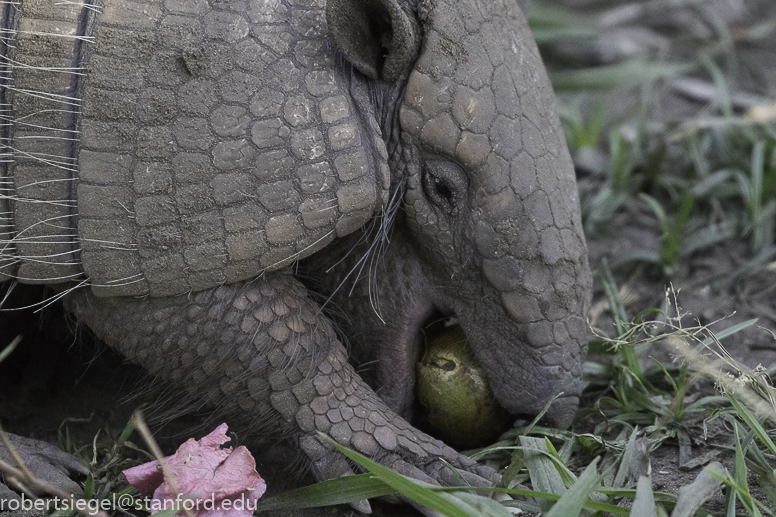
(1, 0), (390, 297)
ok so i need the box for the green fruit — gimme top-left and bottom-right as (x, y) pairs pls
(415, 326), (513, 449)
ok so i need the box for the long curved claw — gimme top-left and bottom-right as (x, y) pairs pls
(440, 467), (485, 487)
(386, 457), (505, 517)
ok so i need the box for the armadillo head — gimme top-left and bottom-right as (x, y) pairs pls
(323, 0), (591, 429)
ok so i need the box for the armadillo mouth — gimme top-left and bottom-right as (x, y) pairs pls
(397, 304), (516, 422)
(411, 306), (544, 422)
(391, 299), (582, 440)
(364, 290), (580, 430)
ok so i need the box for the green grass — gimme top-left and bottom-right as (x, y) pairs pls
(538, 4), (776, 511)
(540, 0), (776, 278)
(47, 414), (151, 517)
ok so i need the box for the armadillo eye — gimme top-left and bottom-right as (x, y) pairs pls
(433, 175), (453, 201)
(423, 169), (455, 211)
(421, 159), (467, 214)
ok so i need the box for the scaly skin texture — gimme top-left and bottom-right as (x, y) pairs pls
(63, 273), (498, 484)
(0, 0), (591, 505)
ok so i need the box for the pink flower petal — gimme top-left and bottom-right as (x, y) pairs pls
(156, 437), (231, 499)
(122, 423), (265, 516)
(122, 460), (164, 496)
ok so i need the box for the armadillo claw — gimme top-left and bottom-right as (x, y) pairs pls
(439, 466), (502, 497)
(0, 432), (88, 498)
(408, 446), (501, 489)
(386, 456), (439, 485)
(385, 457), (501, 517)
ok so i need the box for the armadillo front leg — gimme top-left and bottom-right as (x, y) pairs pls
(64, 270), (496, 488)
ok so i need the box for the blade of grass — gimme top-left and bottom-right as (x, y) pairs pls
(0, 335), (21, 364)
(83, 474), (95, 500)
(670, 462), (725, 517)
(544, 437), (577, 487)
(546, 458), (601, 517)
(501, 487), (633, 516)
(697, 318), (758, 348)
(599, 259), (629, 336)
(727, 395), (776, 455)
(531, 26), (598, 44)
(500, 447), (524, 489)
(503, 498), (543, 513)
(598, 487), (675, 500)
(520, 436), (566, 513)
(662, 194), (695, 274)
(528, 2), (597, 35)
(254, 473), (393, 511)
(550, 60), (693, 92)
(684, 395), (727, 412)
(631, 476), (658, 517)
(750, 141), (768, 252)
(630, 437), (651, 481)
(319, 434), (483, 517)
(613, 428), (639, 489)
(742, 441), (776, 509)
(733, 426), (762, 517)
(709, 427), (773, 517)
(437, 491), (513, 517)
(724, 476), (737, 517)
(558, 436), (575, 464)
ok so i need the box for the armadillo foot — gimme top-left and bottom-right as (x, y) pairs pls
(0, 432), (88, 501)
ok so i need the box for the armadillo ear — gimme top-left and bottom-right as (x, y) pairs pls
(326, 0), (420, 82)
